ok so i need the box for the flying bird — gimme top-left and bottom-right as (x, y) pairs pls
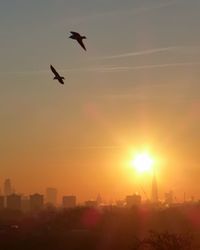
(69, 31), (87, 51)
(50, 65), (65, 85)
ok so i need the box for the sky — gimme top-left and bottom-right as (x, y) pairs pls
(0, 0), (200, 203)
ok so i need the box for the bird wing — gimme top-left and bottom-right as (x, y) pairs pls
(50, 65), (59, 77)
(70, 31), (80, 36)
(77, 38), (86, 51)
(58, 79), (64, 84)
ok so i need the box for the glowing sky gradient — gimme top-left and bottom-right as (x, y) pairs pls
(0, 0), (200, 202)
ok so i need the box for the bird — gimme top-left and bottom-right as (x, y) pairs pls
(69, 31), (87, 51)
(50, 65), (65, 84)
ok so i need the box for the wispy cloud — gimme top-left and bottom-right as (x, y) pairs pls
(95, 62), (200, 72)
(94, 45), (200, 61)
(1, 59), (200, 76)
(96, 47), (178, 60)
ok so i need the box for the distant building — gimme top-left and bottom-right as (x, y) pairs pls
(165, 191), (174, 205)
(46, 188), (57, 206)
(7, 194), (21, 210)
(85, 200), (98, 207)
(0, 196), (4, 210)
(63, 196), (76, 208)
(151, 173), (158, 203)
(126, 194), (141, 207)
(96, 194), (102, 205)
(4, 179), (12, 196)
(21, 196), (30, 212)
(30, 194), (44, 211)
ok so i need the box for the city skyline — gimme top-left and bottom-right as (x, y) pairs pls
(0, 177), (197, 205)
(0, 0), (200, 201)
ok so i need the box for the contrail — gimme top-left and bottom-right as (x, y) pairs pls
(96, 47), (178, 60)
(95, 62), (200, 72)
(1, 61), (199, 76)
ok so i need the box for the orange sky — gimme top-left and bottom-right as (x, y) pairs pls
(0, 1), (200, 203)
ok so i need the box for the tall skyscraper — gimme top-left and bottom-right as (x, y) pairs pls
(46, 188), (57, 206)
(151, 173), (158, 203)
(4, 179), (12, 196)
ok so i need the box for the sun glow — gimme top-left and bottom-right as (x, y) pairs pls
(131, 152), (154, 173)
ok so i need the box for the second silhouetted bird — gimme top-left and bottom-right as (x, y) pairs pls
(50, 65), (65, 84)
(69, 31), (87, 51)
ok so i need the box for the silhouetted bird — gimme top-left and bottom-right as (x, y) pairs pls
(50, 65), (65, 84)
(69, 31), (87, 51)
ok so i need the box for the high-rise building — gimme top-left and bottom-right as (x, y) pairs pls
(151, 173), (158, 203)
(7, 194), (21, 210)
(30, 194), (44, 211)
(4, 179), (12, 196)
(46, 188), (57, 206)
(62, 195), (76, 208)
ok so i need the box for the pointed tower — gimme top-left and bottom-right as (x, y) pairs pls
(96, 193), (102, 205)
(151, 173), (158, 203)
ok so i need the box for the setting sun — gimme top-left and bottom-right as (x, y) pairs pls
(131, 153), (154, 173)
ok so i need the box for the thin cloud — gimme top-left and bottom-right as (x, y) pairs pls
(1, 61), (199, 76)
(96, 47), (178, 60)
(95, 62), (200, 72)
(95, 44), (200, 60)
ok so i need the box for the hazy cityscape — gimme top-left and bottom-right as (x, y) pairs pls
(1, 0), (200, 249)
(0, 177), (198, 211)
(0, 177), (199, 249)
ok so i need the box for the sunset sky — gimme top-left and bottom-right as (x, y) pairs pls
(0, 0), (200, 203)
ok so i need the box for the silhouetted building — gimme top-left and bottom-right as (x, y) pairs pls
(165, 190), (174, 205)
(85, 200), (98, 207)
(4, 179), (12, 196)
(30, 194), (44, 211)
(7, 194), (21, 210)
(126, 194), (141, 207)
(0, 196), (4, 210)
(152, 173), (158, 203)
(21, 196), (30, 212)
(46, 188), (57, 206)
(96, 193), (102, 205)
(63, 196), (76, 208)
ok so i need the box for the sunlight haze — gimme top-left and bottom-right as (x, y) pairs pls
(0, 0), (200, 203)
